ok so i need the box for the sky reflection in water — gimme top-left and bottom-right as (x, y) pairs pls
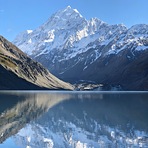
(0, 91), (148, 148)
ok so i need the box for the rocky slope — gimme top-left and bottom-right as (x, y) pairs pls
(0, 35), (73, 90)
(13, 6), (148, 90)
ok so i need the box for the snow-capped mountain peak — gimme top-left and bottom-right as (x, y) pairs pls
(128, 24), (148, 35)
(42, 6), (85, 31)
(62, 5), (82, 17)
(13, 6), (148, 88)
(60, 5), (83, 18)
(13, 6), (89, 55)
(27, 30), (33, 34)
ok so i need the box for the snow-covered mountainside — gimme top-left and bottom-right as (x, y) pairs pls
(13, 6), (148, 90)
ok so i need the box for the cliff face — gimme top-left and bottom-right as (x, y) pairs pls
(0, 36), (73, 90)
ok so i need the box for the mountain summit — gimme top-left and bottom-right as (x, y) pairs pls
(13, 6), (107, 56)
(13, 6), (148, 90)
(42, 6), (84, 30)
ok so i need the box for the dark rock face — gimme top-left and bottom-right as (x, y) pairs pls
(34, 45), (148, 90)
(0, 36), (73, 90)
(0, 65), (47, 90)
(57, 48), (148, 90)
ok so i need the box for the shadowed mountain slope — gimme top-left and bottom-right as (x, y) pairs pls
(0, 35), (73, 90)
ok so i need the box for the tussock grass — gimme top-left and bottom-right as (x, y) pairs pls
(0, 55), (17, 69)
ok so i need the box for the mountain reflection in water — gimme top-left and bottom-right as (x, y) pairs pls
(0, 91), (148, 148)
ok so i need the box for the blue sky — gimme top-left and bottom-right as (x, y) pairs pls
(0, 0), (148, 41)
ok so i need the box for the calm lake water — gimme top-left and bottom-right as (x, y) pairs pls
(0, 91), (148, 148)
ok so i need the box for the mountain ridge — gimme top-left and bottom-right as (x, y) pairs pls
(0, 35), (73, 90)
(13, 6), (148, 90)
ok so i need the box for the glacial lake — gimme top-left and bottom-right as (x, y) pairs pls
(0, 91), (148, 148)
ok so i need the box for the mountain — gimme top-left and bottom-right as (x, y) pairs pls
(13, 6), (148, 90)
(0, 35), (73, 90)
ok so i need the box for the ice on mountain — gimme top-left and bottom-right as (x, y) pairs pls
(73, 9), (83, 18)
(13, 6), (148, 67)
(27, 30), (33, 34)
(28, 39), (32, 44)
(27, 136), (31, 143)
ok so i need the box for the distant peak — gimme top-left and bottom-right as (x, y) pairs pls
(130, 24), (148, 29)
(53, 6), (84, 20)
(66, 5), (71, 9)
(89, 17), (106, 26)
(27, 30), (33, 34)
(128, 24), (148, 34)
(73, 8), (80, 13)
(90, 17), (102, 22)
(62, 5), (72, 12)
(62, 6), (83, 18)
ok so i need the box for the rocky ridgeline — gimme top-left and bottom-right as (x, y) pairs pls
(0, 35), (73, 90)
(13, 6), (148, 90)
